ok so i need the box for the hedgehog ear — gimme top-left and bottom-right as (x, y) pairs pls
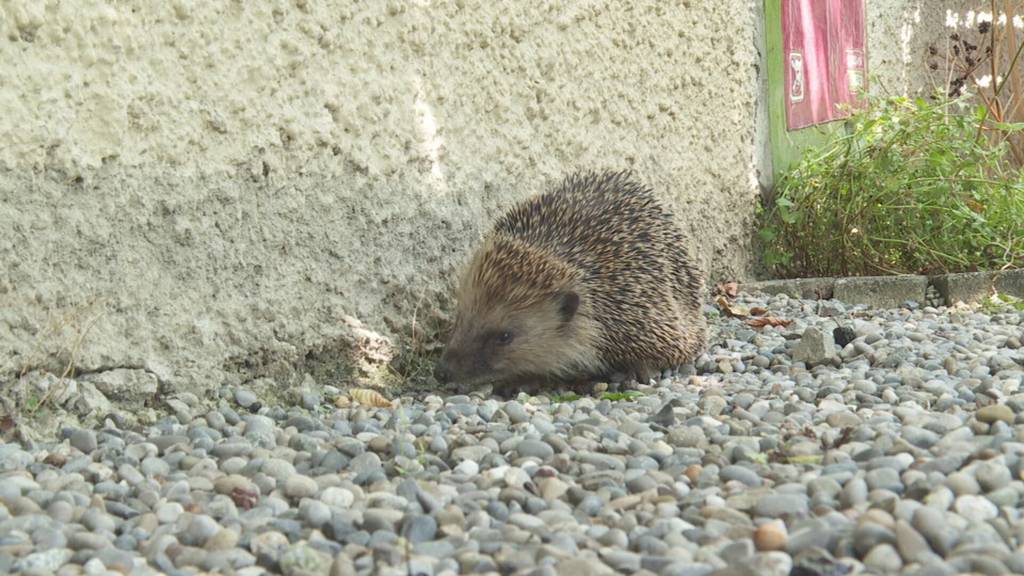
(556, 291), (580, 323)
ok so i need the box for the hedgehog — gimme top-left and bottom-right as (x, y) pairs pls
(433, 169), (707, 390)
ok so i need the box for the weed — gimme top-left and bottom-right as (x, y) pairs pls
(24, 395), (40, 412)
(979, 292), (1024, 313)
(385, 289), (448, 389)
(598, 391), (644, 402)
(760, 93), (1024, 278)
(927, 2), (1024, 168)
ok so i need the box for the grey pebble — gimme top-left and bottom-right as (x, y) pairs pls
(70, 429), (98, 453)
(516, 438), (554, 460)
(402, 514), (438, 543)
(755, 493), (809, 518)
(3, 290), (1022, 576)
(234, 388), (258, 408)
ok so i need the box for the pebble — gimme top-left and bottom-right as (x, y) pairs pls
(320, 486), (355, 508)
(748, 551), (793, 576)
(156, 501), (184, 524)
(864, 543), (903, 572)
(283, 475), (319, 499)
(182, 514), (221, 547)
(954, 494), (998, 523)
(516, 438), (554, 460)
(402, 514), (437, 543)
(755, 493), (809, 518)
(792, 326), (836, 365)
(70, 429), (98, 453)
(721, 465), (763, 487)
(975, 461), (1012, 492)
(234, 388), (258, 408)
(2, 291), (1021, 575)
(753, 521), (788, 551)
(977, 404), (1014, 423)
(913, 506), (958, 556)
(894, 519), (932, 564)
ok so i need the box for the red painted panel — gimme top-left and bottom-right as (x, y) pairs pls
(782, 0), (867, 131)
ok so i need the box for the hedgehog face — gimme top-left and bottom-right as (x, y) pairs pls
(434, 289), (581, 387)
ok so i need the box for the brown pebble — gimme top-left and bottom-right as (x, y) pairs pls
(977, 404), (1014, 424)
(213, 474), (258, 496)
(684, 464), (703, 483)
(754, 520), (788, 551)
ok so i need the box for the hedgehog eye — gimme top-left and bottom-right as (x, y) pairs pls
(495, 331), (514, 345)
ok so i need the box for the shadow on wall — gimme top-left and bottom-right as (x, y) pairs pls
(873, 2), (1024, 97)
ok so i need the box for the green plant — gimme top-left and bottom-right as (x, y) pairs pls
(599, 391), (644, 402)
(928, 1), (1024, 169)
(979, 292), (1024, 313)
(759, 93), (1024, 278)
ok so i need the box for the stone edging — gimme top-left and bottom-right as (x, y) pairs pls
(740, 270), (1024, 309)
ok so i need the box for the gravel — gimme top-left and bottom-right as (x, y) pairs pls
(1, 291), (1023, 575)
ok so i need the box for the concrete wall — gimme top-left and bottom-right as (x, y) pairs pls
(866, 0), (969, 98)
(1, 1), (765, 393)
(0, 1), (972, 394)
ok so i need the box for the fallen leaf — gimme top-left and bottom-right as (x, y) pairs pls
(350, 388), (395, 408)
(716, 296), (750, 318)
(43, 452), (67, 467)
(230, 487), (259, 510)
(747, 453), (769, 465)
(715, 281), (739, 299)
(0, 414), (14, 435)
(750, 307), (768, 316)
(745, 316), (793, 328)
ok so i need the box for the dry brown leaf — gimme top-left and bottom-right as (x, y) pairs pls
(43, 452), (67, 468)
(230, 487), (259, 510)
(716, 296), (750, 318)
(334, 395), (352, 408)
(750, 307), (768, 316)
(715, 281), (739, 299)
(745, 316), (793, 328)
(0, 414), (14, 435)
(350, 388), (395, 408)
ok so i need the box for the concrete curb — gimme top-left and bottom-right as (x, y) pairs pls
(930, 270), (1024, 307)
(833, 275), (929, 309)
(741, 270), (1024, 308)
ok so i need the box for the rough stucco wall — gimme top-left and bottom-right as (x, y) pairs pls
(866, 1), (991, 98)
(0, 1), (763, 392)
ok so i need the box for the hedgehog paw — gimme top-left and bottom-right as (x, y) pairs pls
(633, 367), (659, 385)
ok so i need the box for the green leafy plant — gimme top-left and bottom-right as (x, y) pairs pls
(927, 2), (1024, 169)
(760, 93), (1024, 278)
(979, 292), (1024, 313)
(599, 391), (644, 402)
